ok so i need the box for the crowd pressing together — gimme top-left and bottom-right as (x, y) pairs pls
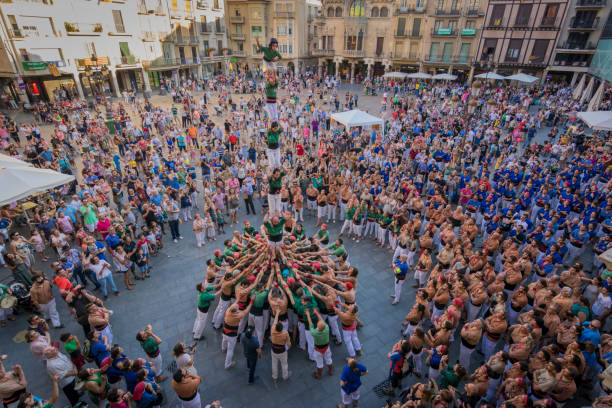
(1, 38), (612, 408)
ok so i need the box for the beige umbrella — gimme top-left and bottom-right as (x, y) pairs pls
(587, 81), (605, 112)
(572, 74), (585, 100)
(580, 76), (594, 104)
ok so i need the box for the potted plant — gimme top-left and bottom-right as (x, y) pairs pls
(94, 24), (103, 33)
(64, 22), (78, 33)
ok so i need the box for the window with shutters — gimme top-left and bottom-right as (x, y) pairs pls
(531, 39), (549, 63)
(541, 4), (559, 26)
(397, 18), (406, 36)
(112, 10), (125, 33)
(429, 42), (440, 61)
(489, 5), (504, 27)
(515, 4), (532, 26)
(412, 18), (421, 36)
(506, 39), (522, 61)
(482, 38), (497, 60)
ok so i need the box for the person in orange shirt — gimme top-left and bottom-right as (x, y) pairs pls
(188, 125), (197, 148)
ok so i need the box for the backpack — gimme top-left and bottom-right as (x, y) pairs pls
(82, 339), (94, 362)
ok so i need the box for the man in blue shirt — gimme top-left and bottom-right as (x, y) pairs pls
(340, 358), (367, 408)
(579, 320), (601, 346)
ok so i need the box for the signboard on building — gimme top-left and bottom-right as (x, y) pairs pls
(437, 28), (452, 35)
(22, 61), (47, 71)
(461, 28), (476, 36)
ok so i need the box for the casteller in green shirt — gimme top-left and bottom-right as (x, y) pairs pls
(198, 286), (216, 311)
(140, 336), (159, 356)
(264, 217), (286, 241)
(328, 242), (347, 257)
(309, 322), (330, 346)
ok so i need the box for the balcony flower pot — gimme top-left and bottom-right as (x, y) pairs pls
(64, 23), (78, 33)
(94, 24), (103, 33)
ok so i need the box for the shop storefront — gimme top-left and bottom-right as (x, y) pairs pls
(20, 60), (75, 102)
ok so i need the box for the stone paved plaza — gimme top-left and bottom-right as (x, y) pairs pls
(0, 86), (588, 408)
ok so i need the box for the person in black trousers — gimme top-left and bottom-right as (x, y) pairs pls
(241, 184), (256, 215)
(241, 326), (261, 384)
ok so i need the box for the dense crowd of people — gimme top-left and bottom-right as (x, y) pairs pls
(0, 47), (611, 408)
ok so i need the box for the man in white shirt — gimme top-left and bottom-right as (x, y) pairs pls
(44, 347), (81, 406)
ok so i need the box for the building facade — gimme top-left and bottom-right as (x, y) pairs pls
(314, 0), (486, 80)
(548, 0), (611, 82)
(474, 0), (569, 77)
(224, 0), (320, 73)
(0, 0), (228, 103)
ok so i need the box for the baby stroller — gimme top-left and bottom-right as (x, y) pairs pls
(8, 281), (33, 315)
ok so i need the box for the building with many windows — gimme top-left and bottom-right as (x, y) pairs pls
(313, 0), (486, 81)
(548, 0), (612, 82)
(223, 0), (320, 73)
(0, 0), (228, 103)
(474, 0), (569, 77)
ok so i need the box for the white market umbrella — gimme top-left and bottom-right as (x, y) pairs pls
(407, 72), (432, 79)
(474, 72), (506, 80)
(432, 73), (457, 80)
(0, 166), (75, 206)
(587, 82), (605, 112)
(0, 153), (32, 168)
(580, 76), (595, 104)
(383, 72), (409, 79)
(576, 111), (612, 131)
(573, 74), (586, 100)
(505, 73), (539, 83)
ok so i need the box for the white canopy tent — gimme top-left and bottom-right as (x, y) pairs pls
(331, 109), (384, 132)
(0, 165), (75, 206)
(573, 75), (586, 100)
(576, 111), (612, 131)
(505, 73), (539, 83)
(0, 154), (32, 168)
(474, 72), (506, 80)
(407, 72), (432, 79)
(383, 72), (409, 79)
(432, 73), (457, 80)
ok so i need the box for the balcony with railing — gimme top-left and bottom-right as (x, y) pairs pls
(395, 2), (426, 14)
(576, 0), (606, 7)
(312, 49), (335, 56)
(343, 49), (364, 57)
(540, 16), (560, 28)
(431, 27), (457, 36)
(10, 28), (24, 38)
(434, 8), (460, 16)
(175, 35), (199, 45)
(144, 57), (181, 68)
(556, 41), (597, 51)
(64, 22), (104, 35)
(275, 11), (295, 18)
(569, 16), (599, 29)
(466, 8), (484, 16)
(232, 50), (246, 57)
(117, 56), (139, 66)
(229, 15), (244, 23)
(231, 33), (246, 40)
(142, 31), (156, 42)
(344, 16), (369, 26)
(196, 0), (209, 9)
